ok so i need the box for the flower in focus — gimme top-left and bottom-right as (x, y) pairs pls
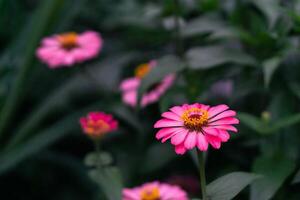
(154, 103), (239, 154)
(122, 181), (188, 200)
(120, 60), (175, 107)
(37, 31), (102, 68)
(79, 112), (118, 139)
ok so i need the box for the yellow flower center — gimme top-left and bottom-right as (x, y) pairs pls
(181, 108), (209, 131)
(57, 32), (78, 50)
(140, 187), (160, 200)
(135, 63), (151, 78)
(85, 120), (110, 136)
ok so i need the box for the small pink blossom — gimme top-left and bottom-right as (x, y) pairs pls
(79, 112), (118, 139)
(122, 181), (188, 200)
(120, 60), (175, 107)
(36, 31), (102, 68)
(154, 103), (239, 154)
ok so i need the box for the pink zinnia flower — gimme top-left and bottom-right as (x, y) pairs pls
(79, 112), (118, 139)
(120, 60), (175, 107)
(122, 181), (188, 200)
(36, 31), (102, 68)
(154, 103), (239, 155)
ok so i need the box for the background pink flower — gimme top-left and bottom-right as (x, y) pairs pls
(122, 181), (188, 200)
(79, 111), (118, 139)
(120, 60), (175, 107)
(154, 103), (239, 155)
(36, 31), (102, 68)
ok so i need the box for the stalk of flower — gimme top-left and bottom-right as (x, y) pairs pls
(120, 60), (175, 108)
(154, 103), (239, 200)
(122, 181), (188, 200)
(36, 31), (102, 68)
(79, 112), (118, 169)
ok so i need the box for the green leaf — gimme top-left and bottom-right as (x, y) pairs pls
(262, 57), (281, 88)
(181, 15), (236, 39)
(137, 55), (185, 106)
(238, 112), (266, 134)
(269, 113), (300, 132)
(0, 0), (65, 139)
(88, 166), (123, 200)
(292, 168), (300, 184)
(250, 154), (296, 200)
(141, 143), (177, 173)
(207, 172), (261, 200)
(186, 45), (257, 69)
(289, 82), (300, 100)
(84, 152), (113, 167)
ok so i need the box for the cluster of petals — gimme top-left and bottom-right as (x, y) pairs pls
(120, 60), (175, 107)
(122, 181), (188, 200)
(154, 103), (239, 154)
(36, 31), (102, 68)
(79, 112), (118, 139)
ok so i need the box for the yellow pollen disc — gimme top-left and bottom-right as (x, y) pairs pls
(181, 108), (209, 131)
(140, 187), (160, 200)
(134, 63), (151, 78)
(57, 32), (78, 50)
(85, 120), (110, 136)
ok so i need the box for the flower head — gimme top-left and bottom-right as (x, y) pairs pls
(37, 31), (102, 68)
(154, 103), (239, 154)
(79, 112), (118, 139)
(120, 60), (175, 107)
(122, 181), (188, 200)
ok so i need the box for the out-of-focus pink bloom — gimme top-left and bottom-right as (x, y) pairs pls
(166, 175), (199, 195)
(122, 181), (188, 200)
(36, 31), (102, 68)
(154, 103), (239, 155)
(120, 60), (175, 107)
(79, 112), (118, 139)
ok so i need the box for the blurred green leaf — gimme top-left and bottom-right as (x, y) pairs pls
(141, 143), (177, 173)
(292, 168), (300, 184)
(238, 112), (266, 134)
(84, 151), (113, 167)
(0, 0), (65, 140)
(88, 166), (123, 200)
(137, 55), (185, 106)
(251, 0), (281, 28)
(289, 82), (300, 100)
(186, 45), (257, 69)
(207, 172), (261, 200)
(250, 154), (296, 200)
(262, 57), (281, 88)
(182, 14), (236, 39)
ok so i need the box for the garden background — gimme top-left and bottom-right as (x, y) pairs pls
(1, 0), (300, 199)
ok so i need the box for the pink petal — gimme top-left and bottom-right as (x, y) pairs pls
(209, 117), (239, 126)
(197, 133), (208, 151)
(161, 129), (182, 143)
(170, 106), (184, 116)
(210, 125), (238, 132)
(175, 144), (187, 155)
(206, 135), (221, 149)
(120, 77), (140, 91)
(218, 130), (230, 142)
(209, 110), (236, 121)
(156, 128), (179, 139)
(162, 111), (182, 121)
(184, 131), (197, 150)
(202, 127), (218, 136)
(154, 119), (183, 128)
(208, 104), (229, 118)
(171, 129), (189, 145)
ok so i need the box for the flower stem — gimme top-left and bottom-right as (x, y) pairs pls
(197, 149), (207, 200)
(94, 139), (102, 173)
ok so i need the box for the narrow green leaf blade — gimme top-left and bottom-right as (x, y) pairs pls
(250, 155), (296, 200)
(207, 172), (261, 200)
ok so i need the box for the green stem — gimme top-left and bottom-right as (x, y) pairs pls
(94, 139), (102, 173)
(197, 150), (207, 200)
